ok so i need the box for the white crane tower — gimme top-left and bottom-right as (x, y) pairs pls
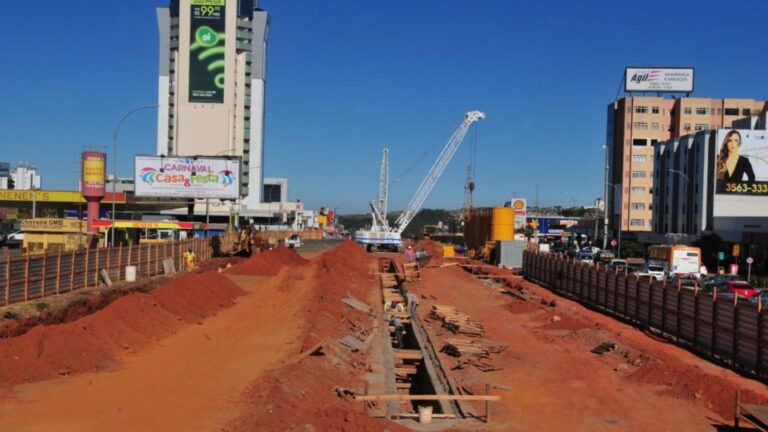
(355, 110), (485, 250)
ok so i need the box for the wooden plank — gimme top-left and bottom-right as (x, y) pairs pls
(393, 349), (423, 360)
(355, 394), (501, 402)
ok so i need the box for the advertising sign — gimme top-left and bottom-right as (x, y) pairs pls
(21, 218), (85, 233)
(81, 152), (106, 199)
(714, 129), (768, 195)
(134, 156), (241, 199)
(510, 197), (527, 230)
(189, 0), (226, 103)
(625, 67), (694, 93)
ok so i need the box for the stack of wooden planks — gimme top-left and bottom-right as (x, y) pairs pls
(401, 263), (421, 281)
(431, 304), (485, 336)
(442, 337), (507, 358)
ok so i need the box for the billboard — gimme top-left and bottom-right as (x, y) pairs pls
(715, 129), (768, 195)
(189, 0), (226, 103)
(134, 156), (241, 199)
(81, 152), (106, 199)
(510, 197), (527, 230)
(625, 67), (694, 93)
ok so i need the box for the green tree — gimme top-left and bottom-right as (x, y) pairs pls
(620, 239), (645, 258)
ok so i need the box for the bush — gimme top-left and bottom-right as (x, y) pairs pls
(35, 301), (49, 311)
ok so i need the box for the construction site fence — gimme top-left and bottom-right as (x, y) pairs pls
(523, 251), (768, 381)
(0, 233), (238, 306)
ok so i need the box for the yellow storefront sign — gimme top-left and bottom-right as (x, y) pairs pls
(21, 218), (86, 233)
(0, 190), (125, 203)
(83, 159), (105, 184)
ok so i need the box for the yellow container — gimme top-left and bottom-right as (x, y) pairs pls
(491, 207), (514, 241)
(442, 245), (455, 258)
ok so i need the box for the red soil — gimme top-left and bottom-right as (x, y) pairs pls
(415, 238), (446, 258)
(229, 245), (308, 276)
(227, 240), (410, 432)
(0, 271), (244, 386)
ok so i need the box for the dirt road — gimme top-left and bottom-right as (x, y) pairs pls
(0, 269), (313, 431)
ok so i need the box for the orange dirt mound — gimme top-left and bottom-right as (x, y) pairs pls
(228, 240), (404, 431)
(0, 271), (244, 386)
(229, 246), (308, 276)
(416, 238), (445, 257)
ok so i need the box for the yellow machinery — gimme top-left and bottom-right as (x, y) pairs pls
(465, 207), (515, 261)
(21, 218), (88, 255)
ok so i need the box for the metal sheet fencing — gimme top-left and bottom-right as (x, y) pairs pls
(523, 251), (768, 380)
(1, 233), (237, 306)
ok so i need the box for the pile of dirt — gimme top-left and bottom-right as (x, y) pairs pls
(0, 271), (244, 385)
(228, 240), (407, 431)
(229, 246), (308, 276)
(628, 354), (768, 419)
(415, 238), (445, 258)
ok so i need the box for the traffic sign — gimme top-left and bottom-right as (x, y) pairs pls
(747, 257), (754, 264)
(610, 239), (617, 247)
(717, 251), (725, 261)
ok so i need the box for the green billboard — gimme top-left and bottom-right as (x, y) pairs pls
(189, 0), (226, 103)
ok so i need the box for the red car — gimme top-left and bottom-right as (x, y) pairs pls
(725, 281), (758, 298)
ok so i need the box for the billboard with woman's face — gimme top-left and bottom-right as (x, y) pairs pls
(715, 129), (768, 195)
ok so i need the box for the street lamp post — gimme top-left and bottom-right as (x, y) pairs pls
(602, 145), (609, 250)
(111, 104), (158, 246)
(606, 183), (622, 258)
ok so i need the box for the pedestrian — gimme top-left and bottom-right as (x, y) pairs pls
(389, 316), (404, 348)
(405, 245), (415, 263)
(183, 246), (197, 271)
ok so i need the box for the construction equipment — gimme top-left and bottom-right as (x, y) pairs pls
(355, 111), (485, 250)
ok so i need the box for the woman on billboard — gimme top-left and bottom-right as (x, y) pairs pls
(716, 130), (755, 182)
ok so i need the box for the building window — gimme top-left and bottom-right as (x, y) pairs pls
(725, 108), (739, 116)
(694, 123), (709, 131)
(633, 122), (649, 130)
(631, 187), (645, 194)
(652, 106), (660, 114)
(631, 203), (646, 210)
(684, 123), (691, 131)
(635, 106), (648, 114)
(630, 219), (644, 226)
(651, 122), (660, 130)
(648, 188), (653, 194)
(632, 138), (647, 146)
(632, 171), (647, 178)
(743, 108), (752, 116)
(696, 107), (709, 115)
(632, 155), (647, 163)
(684, 107), (692, 115)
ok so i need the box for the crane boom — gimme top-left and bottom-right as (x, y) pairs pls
(393, 110), (484, 234)
(377, 148), (389, 229)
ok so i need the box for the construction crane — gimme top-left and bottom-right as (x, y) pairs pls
(355, 111), (485, 250)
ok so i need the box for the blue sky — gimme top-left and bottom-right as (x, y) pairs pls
(2, 1), (768, 214)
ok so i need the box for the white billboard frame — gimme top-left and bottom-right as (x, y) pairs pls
(625, 67), (694, 93)
(134, 155), (242, 199)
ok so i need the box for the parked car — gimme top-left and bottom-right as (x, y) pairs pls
(550, 243), (565, 254)
(5, 231), (23, 245)
(748, 289), (768, 305)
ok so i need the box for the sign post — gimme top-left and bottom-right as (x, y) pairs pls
(747, 256), (754, 282)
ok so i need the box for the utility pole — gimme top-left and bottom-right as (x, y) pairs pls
(603, 144), (609, 249)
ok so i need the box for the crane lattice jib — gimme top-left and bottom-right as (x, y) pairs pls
(394, 111), (485, 234)
(378, 148), (389, 229)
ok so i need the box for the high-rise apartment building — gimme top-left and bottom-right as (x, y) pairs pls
(156, 0), (269, 210)
(607, 96), (767, 234)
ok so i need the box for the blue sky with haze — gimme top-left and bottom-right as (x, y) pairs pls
(2, 1), (767, 213)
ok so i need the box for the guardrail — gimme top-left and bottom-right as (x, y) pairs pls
(523, 251), (768, 381)
(0, 233), (238, 306)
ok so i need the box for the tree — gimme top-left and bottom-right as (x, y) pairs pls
(620, 239), (645, 258)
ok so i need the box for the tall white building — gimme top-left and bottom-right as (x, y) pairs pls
(10, 163), (41, 190)
(156, 0), (269, 210)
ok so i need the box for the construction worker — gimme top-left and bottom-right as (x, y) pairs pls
(389, 316), (404, 348)
(405, 245), (415, 263)
(184, 246), (197, 271)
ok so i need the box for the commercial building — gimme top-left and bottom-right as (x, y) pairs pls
(156, 0), (269, 210)
(10, 162), (41, 190)
(607, 96), (767, 235)
(652, 111), (768, 269)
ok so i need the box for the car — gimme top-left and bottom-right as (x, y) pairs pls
(284, 234), (301, 248)
(5, 231), (23, 244)
(748, 289), (768, 305)
(668, 273), (699, 288)
(645, 265), (665, 281)
(577, 252), (594, 264)
(722, 281), (758, 299)
(609, 259), (627, 270)
(702, 274), (745, 291)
